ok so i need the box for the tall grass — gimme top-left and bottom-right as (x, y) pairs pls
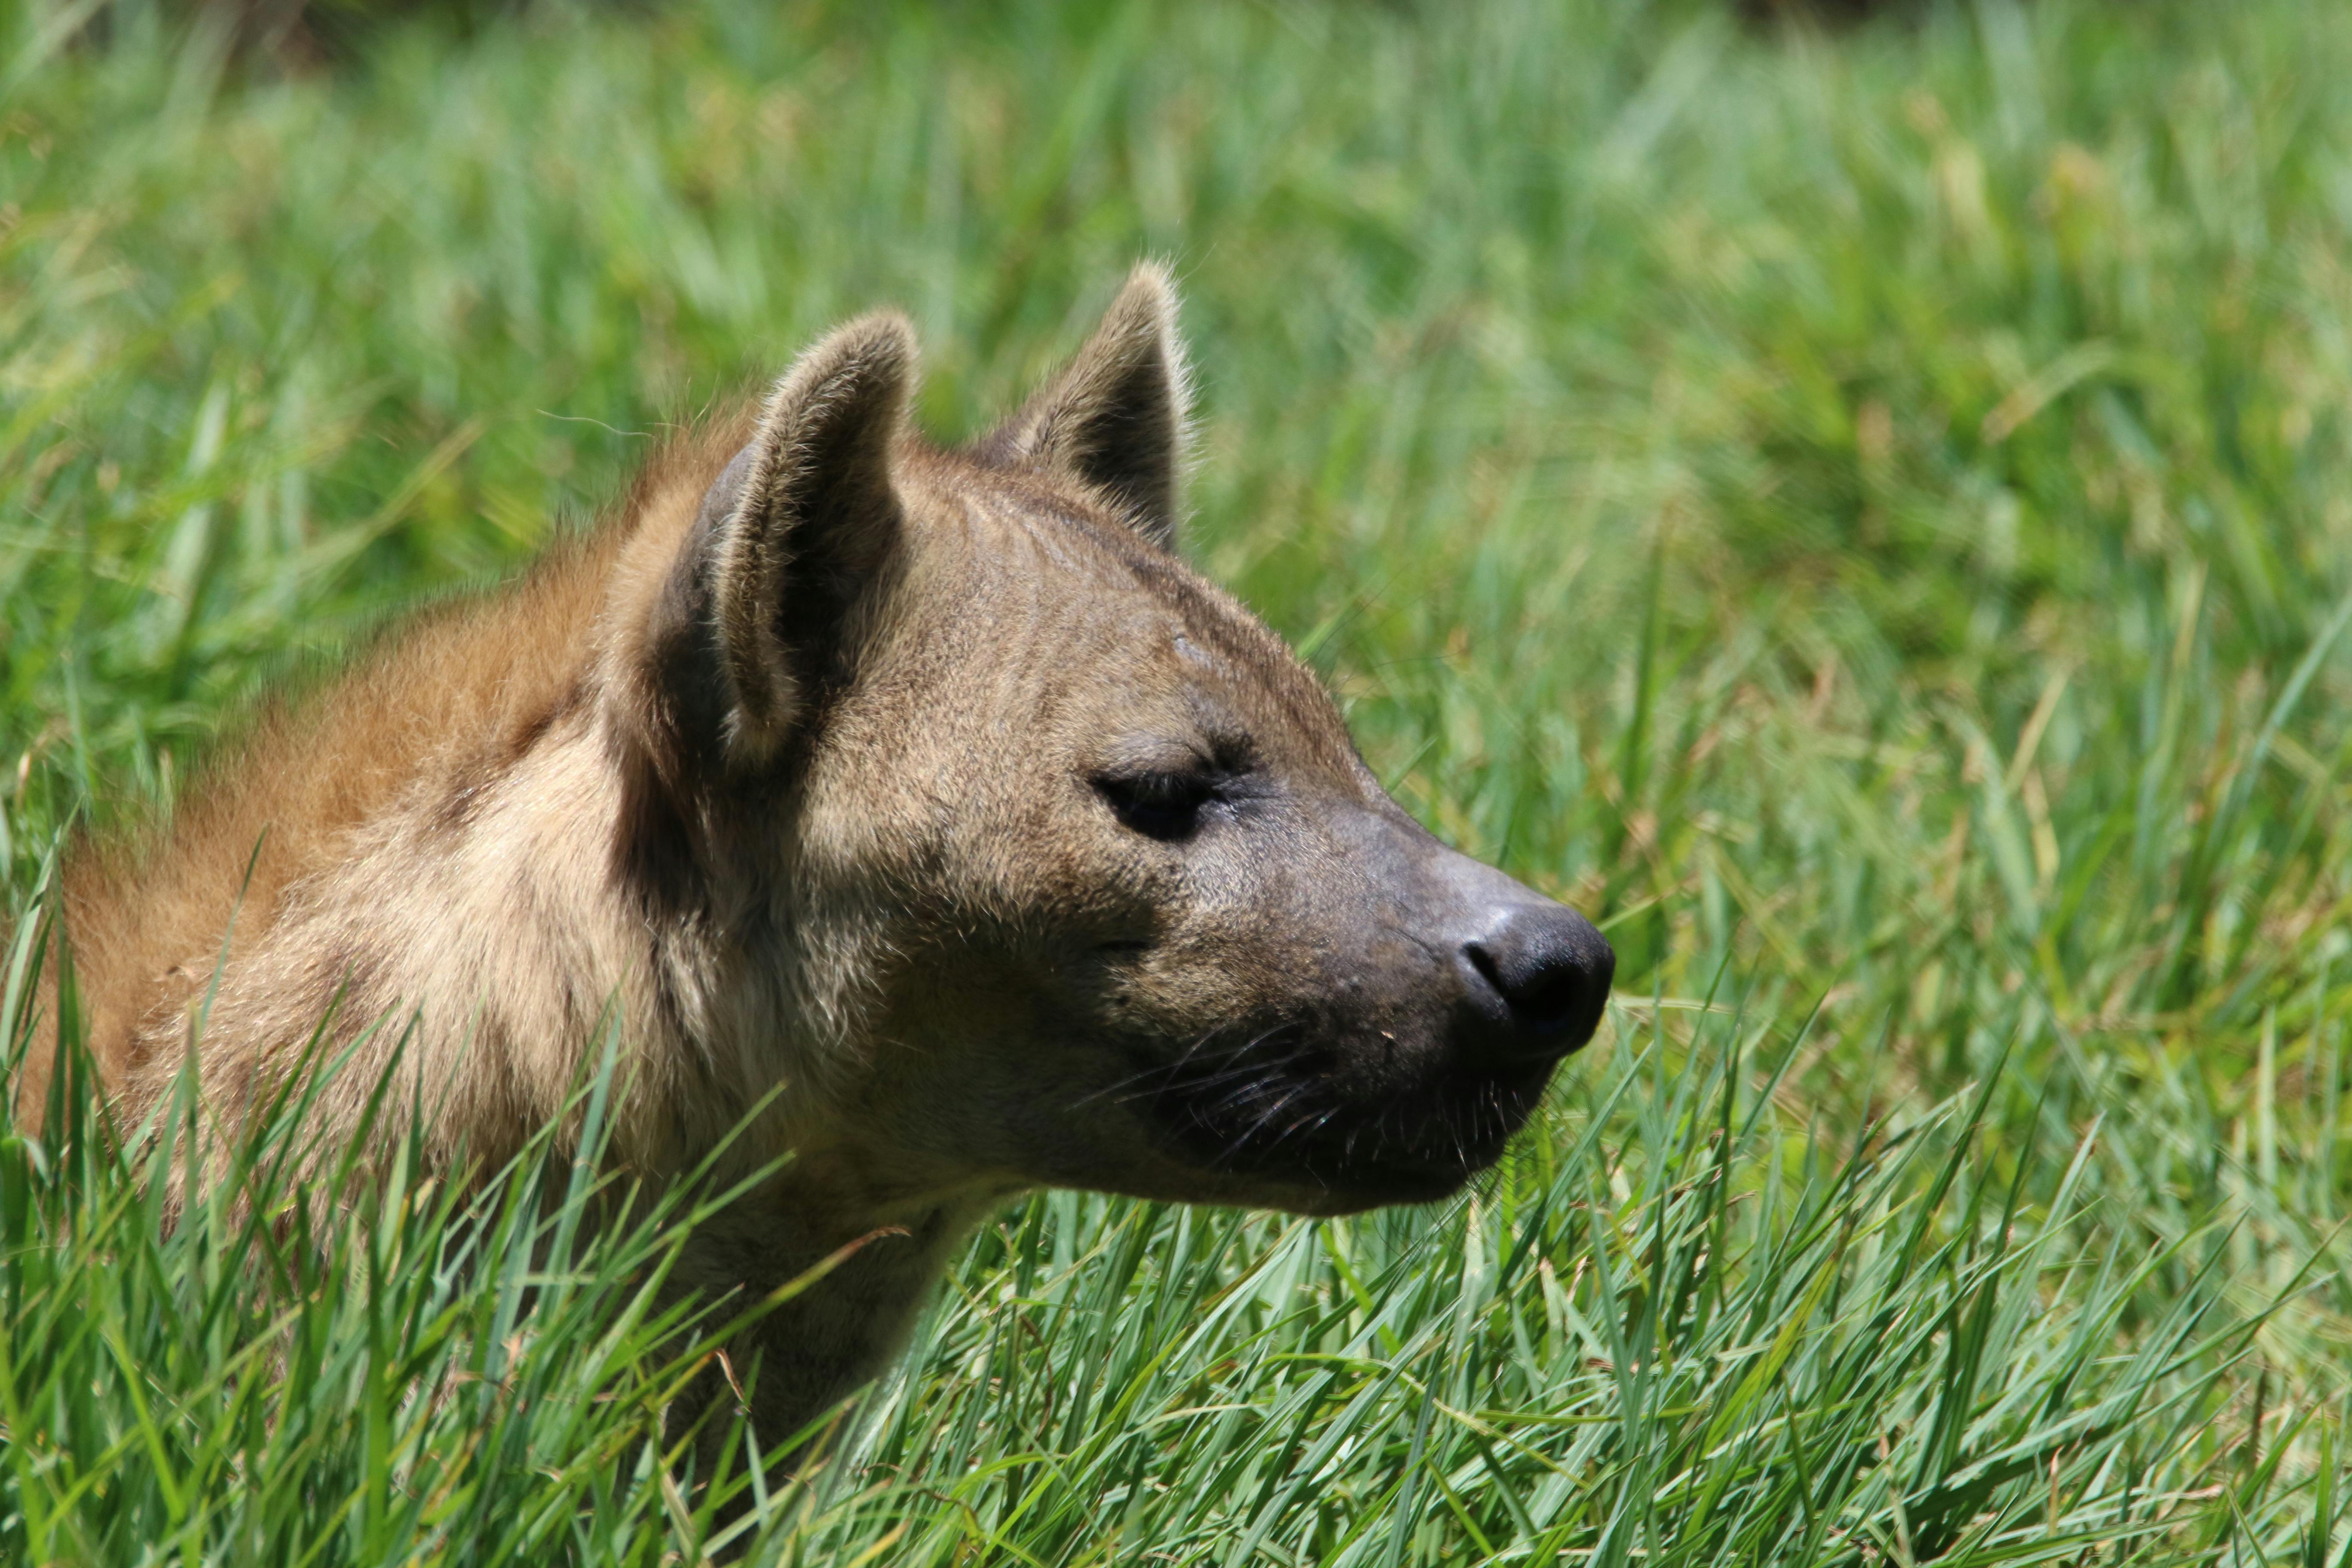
(4, 0), (2350, 1560)
(8, 915), (2330, 1563)
(1, 901), (792, 1562)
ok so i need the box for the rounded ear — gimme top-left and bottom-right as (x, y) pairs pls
(651, 313), (918, 765)
(975, 262), (1192, 550)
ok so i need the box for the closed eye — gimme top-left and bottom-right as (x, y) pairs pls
(1093, 769), (1218, 841)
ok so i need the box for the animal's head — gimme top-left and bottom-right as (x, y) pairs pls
(609, 266), (1612, 1216)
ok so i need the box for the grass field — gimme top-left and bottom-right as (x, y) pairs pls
(6, 0), (2352, 1560)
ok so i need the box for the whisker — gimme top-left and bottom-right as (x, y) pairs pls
(1261, 1093), (1338, 1153)
(1216, 1080), (1314, 1163)
(1069, 1023), (1237, 1106)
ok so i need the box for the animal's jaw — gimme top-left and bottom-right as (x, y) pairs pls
(1084, 1034), (1562, 1212)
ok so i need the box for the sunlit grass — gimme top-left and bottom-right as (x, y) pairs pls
(4, 0), (2351, 1560)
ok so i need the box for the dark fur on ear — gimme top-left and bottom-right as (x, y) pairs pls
(976, 263), (1192, 549)
(660, 314), (917, 767)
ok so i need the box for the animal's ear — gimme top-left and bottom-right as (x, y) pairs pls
(977, 262), (1191, 549)
(654, 313), (916, 766)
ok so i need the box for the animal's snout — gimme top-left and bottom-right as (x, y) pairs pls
(1452, 903), (1614, 1070)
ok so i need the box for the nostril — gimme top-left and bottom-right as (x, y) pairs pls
(1463, 940), (1507, 1001)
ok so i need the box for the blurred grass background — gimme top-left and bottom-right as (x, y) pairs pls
(5, 0), (2352, 1560)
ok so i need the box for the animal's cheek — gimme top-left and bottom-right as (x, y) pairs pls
(916, 814), (1179, 936)
(1075, 922), (1332, 1048)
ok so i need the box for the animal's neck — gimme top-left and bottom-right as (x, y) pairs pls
(673, 1166), (1014, 1446)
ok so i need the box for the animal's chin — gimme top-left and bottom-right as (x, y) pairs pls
(1272, 1158), (1483, 1215)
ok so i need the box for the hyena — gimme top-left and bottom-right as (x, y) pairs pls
(24, 265), (1614, 1449)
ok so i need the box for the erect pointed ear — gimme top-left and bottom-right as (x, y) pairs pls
(977, 262), (1191, 549)
(651, 313), (916, 766)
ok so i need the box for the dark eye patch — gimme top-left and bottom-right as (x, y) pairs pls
(1093, 767), (1219, 842)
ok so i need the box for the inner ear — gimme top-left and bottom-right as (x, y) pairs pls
(975, 262), (1191, 550)
(644, 312), (917, 769)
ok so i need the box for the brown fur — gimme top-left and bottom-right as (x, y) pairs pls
(24, 265), (1613, 1457)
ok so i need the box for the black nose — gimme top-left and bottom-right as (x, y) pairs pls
(1454, 903), (1615, 1071)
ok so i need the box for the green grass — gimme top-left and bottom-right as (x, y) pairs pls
(5, 0), (2352, 1560)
